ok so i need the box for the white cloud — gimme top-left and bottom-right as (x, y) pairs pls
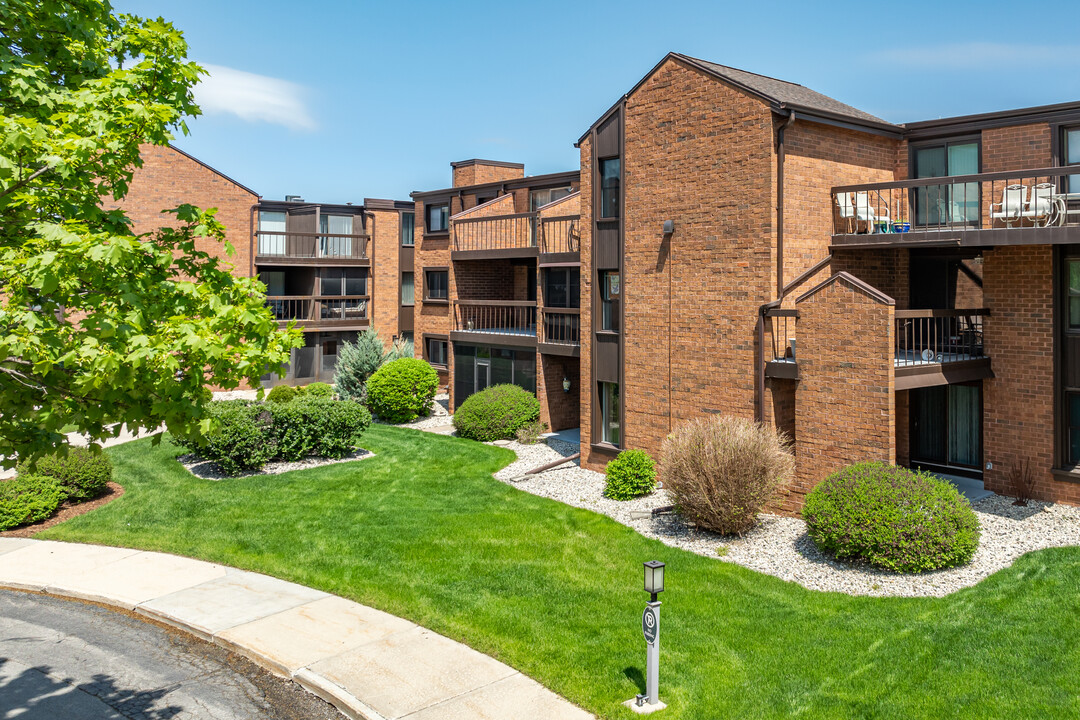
(195, 64), (316, 131)
(870, 42), (1080, 69)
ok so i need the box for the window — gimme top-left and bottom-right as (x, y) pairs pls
(543, 268), (580, 309)
(426, 337), (448, 367)
(1069, 259), (1080, 329)
(1069, 393), (1080, 465)
(599, 158), (620, 218)
(530, 186), (573, 211)
(912, 140), (980, 226)
(258, 210), (286, 255)
(600, 270), (620, 332)
(401, 272), (414, 306)
(426, 203), (449, 233)
(425, 269), (448, 301)
(1065, 128), (1080, 195)
(319, 214), (354, 257)
(322, 268), (367, 296)
(400, 211), (415, 246)
(600, 382), (620, 446)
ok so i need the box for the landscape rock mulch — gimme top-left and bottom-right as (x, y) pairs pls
(178, 450), (374, 481)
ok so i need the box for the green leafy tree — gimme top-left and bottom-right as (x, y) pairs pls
(0, 0), (300, 464)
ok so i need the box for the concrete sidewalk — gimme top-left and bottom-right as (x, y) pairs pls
(0, 539), (593, 720)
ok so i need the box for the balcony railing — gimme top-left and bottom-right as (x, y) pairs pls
(266, 295), (369, 325)
(539, 215), (581, 254)
(540, 308), (580, 345)
(832, 166), (1080, 237)
(765, 308), (797, 362)
(894, 309), (987, 367)
(256, 231), (370, 260)
(453, 300), (537, 337)
(452, 212), (582, 254)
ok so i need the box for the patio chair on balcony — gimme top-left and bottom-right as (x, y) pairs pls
(990, 184), (1026, 226)
(1021, 183), (1057, 227)
(836, 192), (890, 233)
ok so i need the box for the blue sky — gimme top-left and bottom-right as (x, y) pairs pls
(116, 0), (1079, 204)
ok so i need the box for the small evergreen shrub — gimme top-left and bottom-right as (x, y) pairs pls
(515, 420), (548, 445)
(19, 447), (112, 501)
(301, 382), (335, 399)
(366, 358), (438, 423)
(266, 384), (298, 404)
(661, 415), (793, 535)
(0, 475), (64, 530)
(604, 449), (657, 500)
(802, 462), (981, 573)
(453, 384), (540, 441)
(335, 329), (388, 402)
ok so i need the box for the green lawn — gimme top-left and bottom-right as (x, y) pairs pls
(40, 425), (1080, 719)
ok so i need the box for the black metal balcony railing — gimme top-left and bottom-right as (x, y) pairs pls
(266, 295), (369, 325)
(452, 212), (582, 254)
(256, 231), (370, 260)
(832, 166), (1080, 236)
(539, 216), (580, 254)
(453, 300), (537, 337)
(894, 309), (988, 367)
(765, 308), (797, 362)
(540, 308), (580, 345)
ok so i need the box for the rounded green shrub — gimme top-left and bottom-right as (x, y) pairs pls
(301, 382), (335, 399)
(182, 400), (275, 475)
(19, 447), (112, 501)
(0, 475), (64, 530)
(452, 384), (540, 442)
(266, 384), (298, 404)
(365, 358), (438, 423)
(802, 462), (981, 573)
(266, 396), (372, 460)
(604, 449), (657, 500)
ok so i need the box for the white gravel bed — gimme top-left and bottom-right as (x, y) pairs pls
(488, 438), (1080, 598)
(178, 449), (374, 480)
(385, 393), (453, 431)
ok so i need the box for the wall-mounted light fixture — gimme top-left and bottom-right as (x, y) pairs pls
(562, 376), (571, 393)
(662, 219), (675, 235)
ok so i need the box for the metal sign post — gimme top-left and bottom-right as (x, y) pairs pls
(642, 601), (660, 705)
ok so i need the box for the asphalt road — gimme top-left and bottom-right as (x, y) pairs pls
(0, 589), (341, 720)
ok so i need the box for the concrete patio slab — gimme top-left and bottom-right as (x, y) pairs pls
(49, 550), (228, 609)
(216, 594), (415, 677)
(305, 626), (518, 719)
(405, 672), (595, 720)
(0, 540), (140, 591)
(137, 568), (328, 640)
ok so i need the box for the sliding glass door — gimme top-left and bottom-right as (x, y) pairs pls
(910, 383), (982, 474)
(913, 140), (980, 227)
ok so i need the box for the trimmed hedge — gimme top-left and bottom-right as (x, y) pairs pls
(452, 384), (540, 442)
(0, 475), (64, 530)
(604, 449), (657, 500)
(18, 447), (111, 501)
(299, 382), (335, 399)
(180, 400), (275, 476)
(802, 462), (981, 573)
(366, 358), (438, 423)
(266, 384), (298, 404)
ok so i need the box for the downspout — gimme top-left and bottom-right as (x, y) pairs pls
(364, 209), (375, 338)
(249, 200), (261, 280)
(756, 110), (796, 423)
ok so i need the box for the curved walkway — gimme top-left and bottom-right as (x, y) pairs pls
(0, 538), (592, 720)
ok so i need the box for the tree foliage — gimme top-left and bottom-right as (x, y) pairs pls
(0, 0), (300, 463)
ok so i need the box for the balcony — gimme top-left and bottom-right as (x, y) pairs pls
(539, 308), (580, 357)
(255, 232), (370, 265)
(452, 213), (580, 260)
(451, 300), (537, 347)
(266, 295), (370, 330)
(763, 307), (992, 388)
(831, 166), (1080, 249)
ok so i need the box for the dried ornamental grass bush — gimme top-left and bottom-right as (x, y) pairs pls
(19, 447), (112, 501)
(802, 462), (980, 573)
(660, 415), (793, 535)
(603, 449), (658, 500)
(515, 420), (548, 445)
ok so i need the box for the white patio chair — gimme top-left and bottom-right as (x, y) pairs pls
(835, 192), (858, 233)
(1021, 183), (1056, 226)
(990, 184), (1026, 226)
(854, 191), (890, 232)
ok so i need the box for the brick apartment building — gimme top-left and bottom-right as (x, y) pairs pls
(118, 51), (1080, 506)
(574, 52), (1080, 506)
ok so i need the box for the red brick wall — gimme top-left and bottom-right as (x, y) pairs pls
(792, 274), (895, 510)
(578, 135), (597, 465)
(110, 144), (257, 277)
(832, 248), (910, 309)
(982, 123), (1053, 172)
(414, 198), (452, 362)
(452, 162), (525, 188)
(368, 208), (401, 348)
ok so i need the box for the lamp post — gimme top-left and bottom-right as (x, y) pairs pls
(634, 560), (665, 711)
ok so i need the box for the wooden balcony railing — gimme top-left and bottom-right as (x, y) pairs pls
(540, 308), (580, 345)
(453, 300), (536, 337)
(452, 212), (581, 254)
(256, 231), (370, 260)
(832, 166), (1080, 237)
(266, 295), (369, 325)
(895, 309), (988, 367)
